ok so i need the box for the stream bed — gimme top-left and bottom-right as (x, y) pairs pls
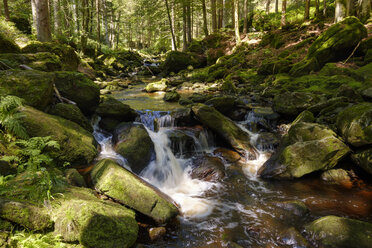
(96, 78), (372, 248)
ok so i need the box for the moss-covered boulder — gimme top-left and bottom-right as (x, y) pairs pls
(54, 71), (100, 115)
(292, 110), (315, 125)
(0, 199), (52, 231)
(305, 216), (372, 248)
(162, 51), (206, 74)
(91, 159), (179, 223)
(0, 70), (54, 110)
(48, 103), (93, 132)
(22, 106), (97, 167)
(22, 42), (79, 71)
(51, 187), (138, 248)
(113, 123), (154, 174)
(0, 32), (20, 53)
(0, 52), (62, 71)
(321, 169), (351, 184)
(259, 122), (350, 179)
(351, 147), (372, 175)
(65, 168), (87, 187)
(273, 92), (319, 116)
(336, 103), (372, 147)
(163, 91), (180, 102)
(205, 96), (236, 115)
(145, 78), (168, 93)
(95, 96), (138, 123)
(257, 58), (292, 75)
(192, 104), (258, 158)
(290, 17), (368, 76)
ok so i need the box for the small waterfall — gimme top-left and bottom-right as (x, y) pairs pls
(91, 116), (130, 170)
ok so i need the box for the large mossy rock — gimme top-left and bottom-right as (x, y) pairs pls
(192, 104), (258, 158)
(48, 103), (93, 132)
(91, 159), (179, 224)
(290, 17), (368, 76)
(204, 96), (236, 115)
(259, 122), (350, 179)
(113, 123), (154, 174)
(336, 103), (372, 147)
(305, 216), (372, 248)
(0, 70), (54, 110)
(22, 106), (97, 167)
(0, 52), (62, 71)
(0, 199), (52, 231)
(273, 92), (319, 116)
(51, 187), (138, 248)
(162, 51), (206, 74)
(22, 42), (79, 71)
(54, 71), (100, 115)
(351, 147), (372, 175)
(145, 78), (168, 93)
(0, 33), (20, 53)
(96, 96), (138, 122)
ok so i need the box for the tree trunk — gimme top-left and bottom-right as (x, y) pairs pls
(218, 0), (223, 29)
(281, 0), (287, 27)
(335, 0), (346, 22)
(75, 0), (80, 35)
(234, 0), (241, 45)
(201, 0), (209, 36)
(165, 0), (177, 51)
(315, 0), (320, 16)
(323, 0), (327, 16)
(231, 0), (235, 28)
(356, 0), (371, 22)
(3, 0), (10, 21)
(222, 0), (227, 27)
(171, 1), (177, 50)
(275, 0), (279, 12)
(243, 0), (248, 33)
(266, 0), (271, 14)
(305, 0), (310, 20)
(31, 0), (52, 42)
(52, 0), (61, 35)
(182, 1), (187, 51)
(186, 0), (192, 43)
(96, 0), (101, 49)
(211, 0), (217, 32)
(116, 12), (121, 49)
(102, 0), (110, 47)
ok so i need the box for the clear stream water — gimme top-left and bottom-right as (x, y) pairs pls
(93, 79), (372, 248)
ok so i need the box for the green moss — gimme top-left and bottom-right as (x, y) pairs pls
(22, 42), (79, 71)
(162, 51), (206, 74)
(0, 70), (54, 110)
(351, 147), (372, 175)
(319, 63), (364, 81)
(0, 32), (20, 54)
(205, 96), (236, 115)
(49, 103), (93, 132)
(145, 78), (168, 92)
(305, 216), (372, 248)
(292, 110), (315, 125)
(273, 92), (319, 116)
(219, 80), (238, 94)
(0, 199), (52, 231)
(258, 58), (292, 75)
(54, 71), (100, 115)
(96, 96), (138, 122)
(51, 187), (138, 248)
(22, 106), (97, 167)
(0, 52), (62, 71)
(163, 91), (180, 102)
(188, 39), (204, 54)
(114, 123), (154, 174)
(91, 159), (179, 224)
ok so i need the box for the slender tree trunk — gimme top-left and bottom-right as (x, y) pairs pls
(266, 0), (271, 14)
(231, 0), (235, 28)
(186, 0), (192, 42)
(243, 0), (248, 33)
(281, 0), (287, 26)
(305, 0), (310, 20)
(165, 0), (177, 51)
(75, 0), (80, 35)
(102, 0), (110, 46)
(182, 1), (187, 51)
(335, 0), (346, 22)
(31, 0), (52, 42)
(3, 0), (10, 21)
(96, 0), (101, 49)
(116, 12), (121, 49)
(356, 0), (371, 22)
(315, 0), (320, 16)
(211, 0), (217, 32)
(234, 0), (241, 45)
(171, 1), (177, 50)
(323, 0), (327, 16)
(52, 0), (61, 36)
(222, 0), (227, 27)
(201, 0), (209, 36)
(275, 0), (279, 12)
(218, 0), (223, 28)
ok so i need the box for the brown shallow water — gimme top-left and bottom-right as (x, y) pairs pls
(108, 79), (372, 248)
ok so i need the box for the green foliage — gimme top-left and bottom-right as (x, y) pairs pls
(0, 17), (30, 48)
(0, 95), (28, 140)
(10, 232), (69, 248)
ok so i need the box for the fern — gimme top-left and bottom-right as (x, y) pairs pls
(0, 95), (28, 139)
(10, 232), (69, 248)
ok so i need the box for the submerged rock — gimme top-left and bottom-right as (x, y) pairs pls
(336, 103), (372, 147)
(54, 71), (100, 115)
(0, 199), (52, 231)
(113, 123), (154, 174)
(305, 216), (372, 248)
(22, 106), (98, 167)
(91, 159), (179, 223)
(191, 156), (226, 181)
(192, 104), (258, 159)
(259, 122), (350, 179)
(0, 70), (54, 110)
(51, 186), (138, 248)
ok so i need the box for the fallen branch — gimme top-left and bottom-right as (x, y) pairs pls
(53, 84), (77, 105)
(0, 61), (12, 70)
(343, 42), (361, 64)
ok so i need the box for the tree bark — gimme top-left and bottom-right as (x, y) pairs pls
(201, 0), (209, 36)
(234, 0), (241, 45)
(231, 0), (235, 29)
(315, 0), (320, 16)
(281, 0), (287, 27)
(218, 0), (223, 29)
(323, 0), (327, 16)
(305, 0), (310, 20)
(186, 0), (192, 43)
(356, 0), (371, 22)
(335, 0), (346, 22)
(182, 1), (187, 51)
(3, 0), (10, 21)
(165, 0), (178, 51)
(31, 0), (52, 42)
(52, 0), (61, 36)
(275, 0), (279, 12)
(211, 0), (217, 32)
(243, 0), (248, 33)
(222, 0), (227, 27)
(266, 0), (271, 14)
(96, 0), (101, 49)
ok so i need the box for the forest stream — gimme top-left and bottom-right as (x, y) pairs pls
(93, 77), (372, 248)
